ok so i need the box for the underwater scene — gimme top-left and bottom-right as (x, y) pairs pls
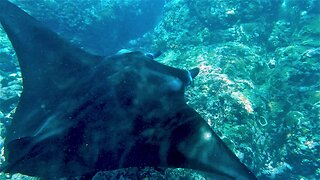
(0, 0), (319, 179)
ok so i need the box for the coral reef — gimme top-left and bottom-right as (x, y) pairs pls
(143, 0), (320, 178)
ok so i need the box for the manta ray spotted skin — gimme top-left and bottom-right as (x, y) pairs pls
(0, 0), (257, 179)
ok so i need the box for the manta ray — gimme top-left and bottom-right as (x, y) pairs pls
(0, 0), (257, 179)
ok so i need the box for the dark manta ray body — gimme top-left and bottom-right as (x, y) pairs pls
(0, 0), (257, 179)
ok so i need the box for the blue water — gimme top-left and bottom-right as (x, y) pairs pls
(9, 0), (164, 55)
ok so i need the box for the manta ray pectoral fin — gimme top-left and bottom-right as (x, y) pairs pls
(167, 107), (257, 180)
(0, 137), (33, 173)
(0, 0), (103, 92)
(0, 0), (103, 143)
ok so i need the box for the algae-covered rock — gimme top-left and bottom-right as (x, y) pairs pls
(187, 0), (279, 30)
(307, 90), (320, 105)
(285, 111), (305, 127)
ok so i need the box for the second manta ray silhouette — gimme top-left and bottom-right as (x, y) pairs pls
(0, 0), (257, 179)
